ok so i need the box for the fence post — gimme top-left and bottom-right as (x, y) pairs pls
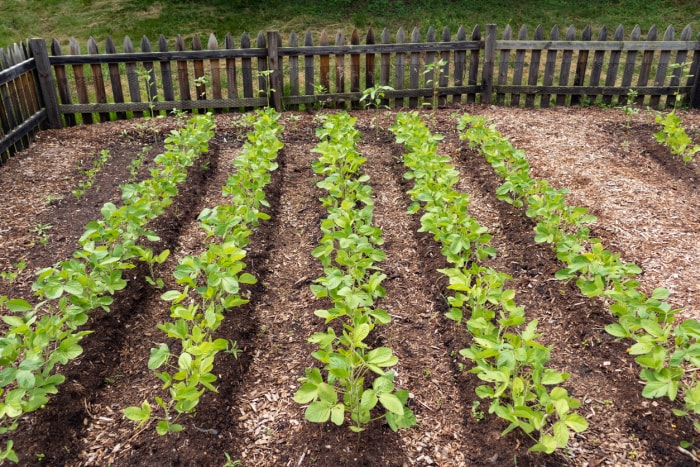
(481, 24), (497, 105)
(267, 30), (282, 111)
(28, 38), (62, 128)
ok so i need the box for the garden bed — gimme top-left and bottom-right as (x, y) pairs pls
(0, 105), (698, 466)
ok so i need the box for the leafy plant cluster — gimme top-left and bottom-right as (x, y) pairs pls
(72, 149), (112, 199)
(124, 107), (284, 435)
(294, 111), (416, 433)
(460, 114), (700, 429)
(654, 111), (699, 163)
(0, 113), (216, 463)
(391, 111), (588, 454)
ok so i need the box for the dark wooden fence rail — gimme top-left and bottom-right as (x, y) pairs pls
(1, 24), (699, 161)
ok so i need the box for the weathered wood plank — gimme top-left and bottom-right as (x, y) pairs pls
(267, 31), (282, 111)
(540, 25), (559, 108)
(350, 28), (360, 105)
(241, 33), (254, 109)
(256, 32), (268, 102)
(636, 25), (658, 105)
(380, 28), (391, 106)
(106, 37), (127, 120)
(29, 39), (61, 128)
(0, 48), (23, 154)
(556, 26), (576, 106)
(158, 35), (175, 104)
(288, 32), (299, 110)
(603, 25), (624, 105)
(571, 25), (592, 105)
(587, 26), (608, 105)
(319, 30), (330, 94)
(496, 25), (512, 105)
(175, 35), (192, 109)
(69, 38), (93, 123)
(436, 26), (449, 107)
(466, 25), (480, 104)
(424, 27), (436, 108)
(365, 28), (376, 90)
(124, 36), (144, 118)
(334, 30), (346, 106)
(409, 27), (421, 108)
(141, 36), (158, 115)
(394, 28), (406, 108)
(650, 25), (673, 109)
(88, 37), (109, 122)
(510, 25), (528, 107)
(51, 39), (75, 126)
(620, 25), (641, 105)
(225, 33), (239, 106)
(193, 35), (206, 109)
(526, 25), (543, 108)
(209, 34), (223, 113)
(304, 30), (314, 96)
(481, 24), (496, 105)
(667, 25), (692, 108)
(452, 26), (466, 105)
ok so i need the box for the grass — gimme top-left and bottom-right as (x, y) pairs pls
(1, 0), (698, 49)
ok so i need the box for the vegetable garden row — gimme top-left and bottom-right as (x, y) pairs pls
(0, 105), (698, 465)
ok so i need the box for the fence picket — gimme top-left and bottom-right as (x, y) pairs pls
(225, 33), (239, 108)
(288, 32), (299, 110)
(620, 25), (641, 105)
(586, 26), (608, 105)
(351, 28), (360, 105)
(365, 28), (376, 91)
(158, 35), (175, 103)
(510, 25), (528, 107)
(124, 36), (143, 118)
(209, 34), (223, 113)
(241, 32), (253, 109)
(69, 38), (93, 123)
(304, 30), (314, 97)
(526, 25), (543, 108)
(409, 27), (421, 108)
(175, 35), (191, 107)
(496, 25), (512, 105)
(106, 37), (127, 120)
(650, 25), (674, 109)
(603, 25), (624, 105)
(257, 32), (267, 101)
(88, 37), (109, 122)
(556, 26), (576, 106)
(140, 36), (158, 116)
(394, 28), (406, 108)
(571, 25), (592, 105)
(541, 25), (560, 108)
(636, 25), (658, 105)
(425, 27), (436, 108)
(319, 30), (330, 97)
(193, 35), (206, 109)
(438, 26), (450, 107)
(51, 40), (75, 126)
(667, 25), (693, 108)
(335, 29), (346, 104)
(466, 25), (480, 104)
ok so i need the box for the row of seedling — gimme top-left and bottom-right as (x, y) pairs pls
(459, 114), (700, 429)
(0, 113), (216, 463)
(293, 112), (416, 433)
(125, 108), (285, 434)
(391, 111), (588, 454)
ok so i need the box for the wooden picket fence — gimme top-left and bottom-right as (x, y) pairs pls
(1, 24), (700, 162)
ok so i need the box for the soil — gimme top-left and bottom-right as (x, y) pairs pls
(0, 104), (698, 466)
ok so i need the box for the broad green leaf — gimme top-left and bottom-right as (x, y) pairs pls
(379, 393), (405, 415)
(5, 299), (32, 312)
(564, 413), (589, 432)
(552, 421), (570, 448)
(293, 383), (318, 404)
(148, 344), (170, 370)
(305, 401), (331, 423)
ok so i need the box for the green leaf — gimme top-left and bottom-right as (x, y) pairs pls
(605, 323), (630, 338)
(305, 401), (331, 423)
(564, 413), (589, 432)
(293, 383), (318, 404)
(124, 400), (151, 427)
(148, 344), (170, 370)
(552, 421), (570, 448)
(5, 299), (32, 312)
(330, 403), (345, 425)
(378, 393), (405, 415)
